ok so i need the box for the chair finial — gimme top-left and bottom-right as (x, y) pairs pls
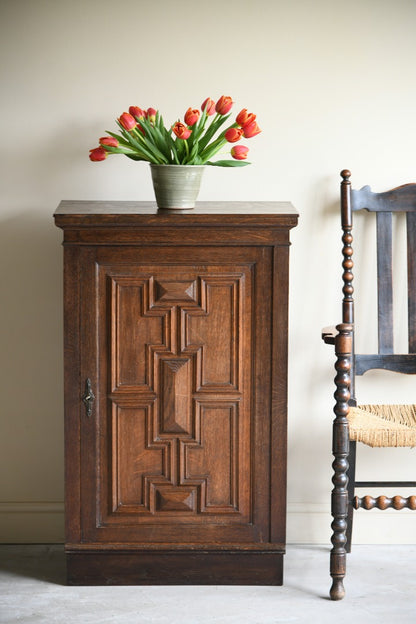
(341, 169), (351, 181)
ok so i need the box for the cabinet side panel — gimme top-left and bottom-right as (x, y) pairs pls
(271, 245), (290, 544)
(63, 245), (81, 543)
(251, 247), (273, 540)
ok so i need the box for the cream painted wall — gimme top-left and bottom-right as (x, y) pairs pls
(1, 0), (416, 544)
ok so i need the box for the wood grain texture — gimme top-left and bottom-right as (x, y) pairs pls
(55, 200), (297, 220)
(55, 202), (298, 585)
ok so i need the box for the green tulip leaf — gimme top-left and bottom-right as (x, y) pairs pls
(126, 154), (146, 161)
(207, 160), (251, 167)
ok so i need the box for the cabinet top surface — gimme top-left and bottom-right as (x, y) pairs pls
(54, 200), (298, 228)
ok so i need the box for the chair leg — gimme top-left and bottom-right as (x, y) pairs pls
(345, 440), (356, 553)
(329, 325), (352, 600)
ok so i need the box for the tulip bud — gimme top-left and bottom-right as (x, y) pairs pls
(129, 106), (145, 119)
(224, 127), (243, 143)
(184, 107), (200, 126)
(201, 97), (216, 116)
(89, 147), (107, 161)
(172, 122), (192, 140)
(242, 121), (261, 138)
(118, 112), (136, 131)
(236, 109), (256, 127)
(99, 136), (119, 148)
(215, 95), (233, 115)
(231, 145), (249, 160)
(146, 108), (157, 123)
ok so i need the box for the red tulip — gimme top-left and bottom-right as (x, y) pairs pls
(215, 95), (233, 115)
(242, 120), (261, 138)
(146, 107), (157, 123)
(172, 122), (192, 139)
(129, 105), (145, 119)
(236, 109), (256, 127)
(201, 97), (216, 116)
(118, 112), (136, 131)
(224, 127), (243, 143)
(231, 145), (249, 160)
(184, 107), (200, 126)
(89, 147), (107, 161)
(99, 136), (119, 148)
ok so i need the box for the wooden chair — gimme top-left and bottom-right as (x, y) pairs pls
(322, 170), (416, 600)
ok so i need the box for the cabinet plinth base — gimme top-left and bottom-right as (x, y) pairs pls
(66, 550), (284, 586)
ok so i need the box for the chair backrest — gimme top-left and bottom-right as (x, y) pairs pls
(340, 169), (416, 377)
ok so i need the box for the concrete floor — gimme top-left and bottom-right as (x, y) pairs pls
(0, 545), (415, 623)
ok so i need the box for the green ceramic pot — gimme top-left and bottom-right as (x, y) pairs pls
(150, 164), (205, 210)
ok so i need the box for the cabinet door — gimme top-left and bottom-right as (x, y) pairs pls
(77, 245), (277, 545)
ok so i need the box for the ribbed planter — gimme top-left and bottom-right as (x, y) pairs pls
(150, 164), (205, 210)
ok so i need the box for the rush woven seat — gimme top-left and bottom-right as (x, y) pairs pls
(348, 404), (416, 447)
(322, 170), (416, 600)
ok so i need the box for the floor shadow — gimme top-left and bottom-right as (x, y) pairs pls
(0, 545), (66, 585)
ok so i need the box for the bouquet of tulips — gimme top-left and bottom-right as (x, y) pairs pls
(89, 95), (261, 167)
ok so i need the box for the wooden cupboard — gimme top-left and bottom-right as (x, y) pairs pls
(54, 201), (298, 585)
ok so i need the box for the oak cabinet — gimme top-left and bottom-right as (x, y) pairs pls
(54, 201), (298, 585)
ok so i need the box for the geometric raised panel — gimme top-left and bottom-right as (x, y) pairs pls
(103, 266), (250, 524)
(186, 403), (239, 512)
(109, 399), (240, 517)
(155, 487), (196, 512)
(154, 279), (198, 304)
(111, 403), (164, 512)
(186, 278), (241, 389)
(159, 357), (192, 435)
(111, 277), (168, 390)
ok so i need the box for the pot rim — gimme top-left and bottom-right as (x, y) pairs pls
(150, 163), (206, 169)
